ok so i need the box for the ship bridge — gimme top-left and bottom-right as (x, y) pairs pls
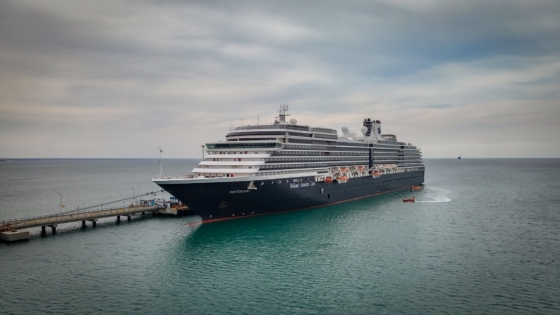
(194, 141), (283, 178)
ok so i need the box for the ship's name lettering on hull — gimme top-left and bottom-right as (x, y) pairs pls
(290, 182), (315, 189)
(229, 190), (249, 194)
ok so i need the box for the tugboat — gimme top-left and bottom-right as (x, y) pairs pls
(403, 196), (415, 203)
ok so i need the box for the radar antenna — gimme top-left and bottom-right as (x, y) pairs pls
(277, 104), (290, 123)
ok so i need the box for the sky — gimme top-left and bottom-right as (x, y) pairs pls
(1, 0), (559, 158)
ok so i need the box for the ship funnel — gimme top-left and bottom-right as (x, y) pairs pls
(373, 120), (381, 138)
(363, 118), (374, 137)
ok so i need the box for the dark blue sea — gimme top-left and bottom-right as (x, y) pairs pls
(1, 159), (559, 315)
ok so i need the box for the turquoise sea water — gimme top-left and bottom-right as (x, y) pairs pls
(0, 159), (559, 314)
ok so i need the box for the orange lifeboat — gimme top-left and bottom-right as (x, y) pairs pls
(410, 185), (422, 191)
(324, 177), (333, 183)
(357, 166), (364, 171)
(372, 170), (381, 177)
(336, 175), (349, 183)
(403, 196), (415, 203)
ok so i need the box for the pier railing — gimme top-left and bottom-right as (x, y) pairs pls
(0, 205), (159, 232)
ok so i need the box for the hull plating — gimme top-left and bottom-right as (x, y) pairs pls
(156, 171), (424, 222)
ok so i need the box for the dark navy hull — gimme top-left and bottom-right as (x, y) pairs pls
(157, 170), (424, 222)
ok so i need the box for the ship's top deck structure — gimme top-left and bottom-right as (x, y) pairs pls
(158, 106), (423, 181)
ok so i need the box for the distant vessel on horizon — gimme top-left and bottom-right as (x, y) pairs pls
(458, 156), (461, 159)
(153, 106), (425, 222)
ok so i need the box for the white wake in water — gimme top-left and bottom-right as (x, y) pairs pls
(415, 187), (452, 203)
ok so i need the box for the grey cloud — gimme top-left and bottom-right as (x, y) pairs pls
(1, 0), (559, 158)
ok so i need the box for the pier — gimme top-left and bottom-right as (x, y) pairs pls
(1, 204), (159, 231)
(0, 205), (159, 240)
(1, 200), (192, 242)
(0, 189), (194, 242)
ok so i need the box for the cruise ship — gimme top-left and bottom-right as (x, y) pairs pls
(153, 106), (424, 222)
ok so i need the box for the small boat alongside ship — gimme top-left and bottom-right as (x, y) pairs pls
(403, 196), (415, 203)
(153, 106), (425, 222)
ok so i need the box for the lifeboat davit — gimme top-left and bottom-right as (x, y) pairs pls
(410, 185), (422, 191)
(336, 175), (349, 184)
(403, 196), (415, 203)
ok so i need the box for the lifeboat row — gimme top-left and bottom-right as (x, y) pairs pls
(315, 165), (388, 183)
(318, 164), (418, 183)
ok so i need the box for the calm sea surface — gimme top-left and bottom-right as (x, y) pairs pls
(0, 159), (559, 315)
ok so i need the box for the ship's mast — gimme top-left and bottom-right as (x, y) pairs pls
(159, 147), (163, 177)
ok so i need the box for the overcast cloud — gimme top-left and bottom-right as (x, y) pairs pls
(1, 0), (559, 158)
